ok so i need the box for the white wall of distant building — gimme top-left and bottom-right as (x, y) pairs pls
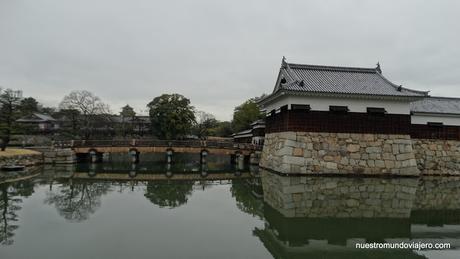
(412, 114), (460, 126)
(262, 95), (411, 114)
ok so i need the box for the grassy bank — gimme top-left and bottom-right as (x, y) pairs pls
(0, 148), (41, 157)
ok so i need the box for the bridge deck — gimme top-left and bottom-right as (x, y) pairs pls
(54, 139), (261, 156)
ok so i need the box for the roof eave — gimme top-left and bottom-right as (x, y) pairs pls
(375, 72), (430, 96)
(259, 90), (426, 109)
(411, 111), (460, 117)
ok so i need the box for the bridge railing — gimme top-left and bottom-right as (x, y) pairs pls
(52, 139), (263, 151)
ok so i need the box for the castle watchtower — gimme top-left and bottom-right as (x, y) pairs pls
(258, 58), (428, 176)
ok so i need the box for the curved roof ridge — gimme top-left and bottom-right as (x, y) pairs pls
(375, 72), (429, 96)
(425, 96), (460, 100)
(286, 62), (377, 73)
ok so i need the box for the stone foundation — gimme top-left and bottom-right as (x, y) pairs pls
(261, 169), (418, 218)
(260, 132), (419, 176)
(412, 139), (460, 175)
(43, 148), (77, 164)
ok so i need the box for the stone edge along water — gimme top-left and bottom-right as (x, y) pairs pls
(260, 132), (460, 176)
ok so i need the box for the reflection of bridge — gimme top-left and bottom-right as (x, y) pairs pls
(54, 139), (263, 164)
(62, 172), (257, 181)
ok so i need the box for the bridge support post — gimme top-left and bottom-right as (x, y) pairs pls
(230, 154), (236, 164)
(89, 151), (101, 163)
(166, 150), (173, 164)
(200, 150), (208, 164)
(102, 152), (111, 163)
(129, 150), (139, 163)
(129, 163), (137, 178)
(88, 163), (97, 176)
(237, 154), (245, 170)
(165, 163), (173, 178)
(201, 163), (208, 177)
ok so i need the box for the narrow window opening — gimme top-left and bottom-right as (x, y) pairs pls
(291, 104), (311, 111)
(427, 122), (443, 127)
(329, 106), (349, 113)
(367, 107), (387, 115)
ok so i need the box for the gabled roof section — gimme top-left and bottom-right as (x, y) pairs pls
(250, 119), (265, 126)
(411, 97), (460, 115)
(272, 57), (429, 98)
(17, 113), (56, 122)
(232, 129), (253, 138)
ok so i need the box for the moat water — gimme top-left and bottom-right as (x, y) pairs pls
(1, 154), (460, 259)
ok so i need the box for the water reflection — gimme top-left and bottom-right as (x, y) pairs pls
(261, 169), (419, 218)
(231, 178), (264, 219)
(255, 169), (460, 258)
(144, 181), (193, 208)
(44, 180), (111, 222)
(1, 165), (460, 259)
(0, 180), (35, 245)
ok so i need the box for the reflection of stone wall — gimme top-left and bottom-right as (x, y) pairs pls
(41, 164), (76, 178)
(413, 176), (460, 210)
(260, 132), (419, 176)
(261, 169), (418, 218)
(412, 139), (460, 175)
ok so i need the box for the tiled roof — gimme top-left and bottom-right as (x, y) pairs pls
(411, 97), (460, 115)
(233, 129), (253, 138)
(17, 113), (56, 122)
(250, 119), (265, 126)
(273, 58), (428, 98)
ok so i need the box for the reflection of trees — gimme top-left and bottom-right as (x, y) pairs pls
(0, 181), (35, 245)
(231, 179), (264, 219)
(144, 181), (193, 208)
(45, 180), (111, 222)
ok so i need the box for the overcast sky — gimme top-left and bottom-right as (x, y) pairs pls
(1, 0), (459, 120)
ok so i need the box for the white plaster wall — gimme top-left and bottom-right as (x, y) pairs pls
(263, 95), (411, 114)
(412, 114), (460, 126)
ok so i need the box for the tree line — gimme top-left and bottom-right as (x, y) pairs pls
(0, 88), (264, 149)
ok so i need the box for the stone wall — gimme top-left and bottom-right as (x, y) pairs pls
(260, 132), (419, 176)
(0, 152), (43, 167)
(261, 169), (418, 218)
(412, 139), (460, 175)
(43, 148), (76, 164)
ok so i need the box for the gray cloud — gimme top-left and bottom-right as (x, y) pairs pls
(1, 0), (459, 120)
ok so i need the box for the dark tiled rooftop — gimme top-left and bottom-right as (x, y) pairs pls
(273, 59), (428, 97)
(411, 97), (460, 115)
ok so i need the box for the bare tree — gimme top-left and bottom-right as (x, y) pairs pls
(59, 90), (111, 139)
(193, 111), (218, 138)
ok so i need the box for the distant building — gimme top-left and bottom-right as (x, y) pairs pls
(411, 97), (460, 126)
(233, 129), (253, 143)
(233, 119), (266, 145)
(16, 113), (59, 132)
(110, 115), (151, 136)
(410, 97), (460, 139)
(250, 119), (266, 145)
